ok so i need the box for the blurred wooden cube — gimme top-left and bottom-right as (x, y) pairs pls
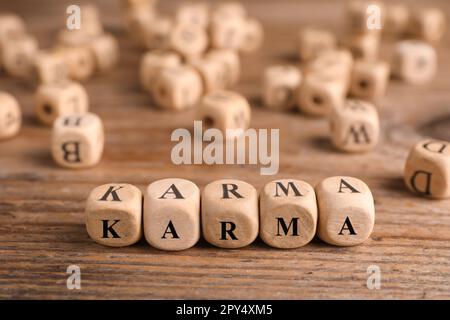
(350, 60), (390, 100)
(297, 27), (336, 61)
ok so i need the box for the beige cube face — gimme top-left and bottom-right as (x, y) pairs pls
(85, 184), (142, 247)
(409, 8), (446, 44)
(35, 81), (89, 126)
(58, 46), (95, 81)
(260, 179), (317, 249)
(391, 40), (437, 85)
(153, 66), (203, 111)
(89, 33), (119, 72)
(297, 72), (346, 117)
(210, 16), (244, 50)
(404, 140), (450, 199)
(206, 49), (240, 87)
(139, 51), (181, 93)
(124, 8), (156, 44)
(202, 179), (258, 249)
(195, 91), (251, 137)
(191, 57), (228, 93)
(316, 176), (375, 246)
(0, 92), (21, 140)
(77, 4), (104, 37)
(175, 2), (210, 28)
(263, 65), (302, 111)
(346, 1), (385, 34)
(240, 18), (264, 52)
(330, 99), (379, 153)
(1, 34), (38, 78)
(350, 60), (390, 100)
(0, 14), (26, 43)
(141, 17), (173, 50)
(144, 178), (200, 251)
(297, 28), (336, 61)
(33, 50), (69, 84)
(52, 113), (104, 169)
(345, 32), (380, 61)
(384, 4), (410, 37)
(169, 22), (208, 58)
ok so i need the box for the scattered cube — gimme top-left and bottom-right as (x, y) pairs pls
(51, 112), (104, 169)
(0, 13), (26, 43)
(316, 176), (375, 246)
(213, 1), (247, 20)
(77, 4), (104, 37)
(263, 65), (302, 112)
(346, 0), (385, 34)
(175, 1), (210, 28)
(297, 72), (347, 117)
(195, 91), (251, 138)
(139, 50), (181, 94)
(33, 50), (69, 84)
(384, 4), (410, 37)
(56, 46), (95, 81)
(143, 178), (200, 251)
(350, 60), (390, 100)
(152, 65), (203, 111)
(35, 81), (89, 126)
(202, 179), (258, 249)
(344, 32), (380, 61)
(391, 40), (437, 85)
(330, 99), (379, 153)
(88, 33), (120, 72)
(260, 179), (317, 249)
(124, 6), (156, 45)
(141, 16), (173, 50)
(191, 57), (228, 93)
(1, 33), (38, 78)
(57, 29), (92, 48)
(210, 15), (244, 49)
(85, 183), (142, 247)
(409, 7), (446, 44)
(169, 22), (208, 59)
(297, 27), (336, 61)
(206, 48), (240, 87)
(0, 92), (21, 140)
(240, 18), (264, 52)
(404, 139), (450, 199)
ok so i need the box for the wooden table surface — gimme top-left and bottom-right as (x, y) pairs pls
(1, 0), (449, 299)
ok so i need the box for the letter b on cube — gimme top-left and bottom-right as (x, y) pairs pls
(85, 184), (142, 247)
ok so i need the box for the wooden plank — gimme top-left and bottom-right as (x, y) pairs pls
(0, 0), (449, 299)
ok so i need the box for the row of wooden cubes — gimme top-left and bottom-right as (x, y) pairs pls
(0, 7), (119, 83)
(86, 176), (376, 250)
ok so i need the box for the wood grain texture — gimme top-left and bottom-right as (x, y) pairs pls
(0, 0), (449, 299)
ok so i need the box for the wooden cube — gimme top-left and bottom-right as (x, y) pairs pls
(0, 92), (21, 140)
(89, 33), (119, 72)
(175, 1), (210, 28)
(213, 2), (247, 20)
(0, 13), (26, 43)
(206, 49), (240, 87)
(195, 91), (251, 138)
(77, 4), (103, 37)
(210, 15), (244, 50)
(260, 179), (317, 249)
(263, 65), (302, 112)
(191, 57), (227, 93)
(202, 179), (258, 249)
(297, 72), (347, 117)
(404, 139), (450, 199)
(144, 178), (200, 251)
(33, 50), (69, 84)
(350, 60), (390, 100)
(56, 46), (95, 81)
(141, 16), (173, 50)
(297, 27), (336, 61)
(85, 183), (142, 247)
(124, 6), (156, 45)
(346, 1), (385, 34)
(384, 4), (410, 37)
(240, 18), (264, 52)
(316, 176), (375, 246)
(139, 50), (181, 94)
(409, 7), (446, 44)
(57, 29), (92, 48)
(51, 113), (104, 169)
(330, 99), (379, 153)
(153, 65), (203, 111)
(1, 33), (38, 78)
(344, 32), (380, 61)
(391, 40), (437, 85)
(169, 22), (208, 59)
(35, 81), (89, 126)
